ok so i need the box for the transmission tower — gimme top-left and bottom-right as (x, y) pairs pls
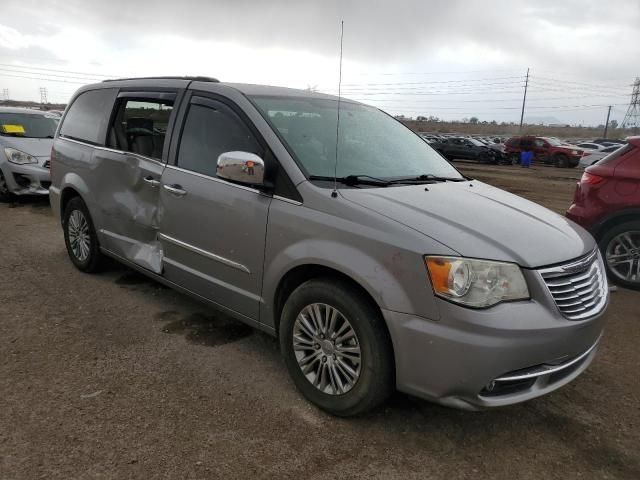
(39, 87), (48, 105)
(2, 88), (8, 100)
(621, 77), (640, 129)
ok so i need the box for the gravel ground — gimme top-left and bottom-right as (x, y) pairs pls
(1, 164), (639, 480)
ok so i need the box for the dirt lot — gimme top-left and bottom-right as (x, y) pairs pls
(1, 164), (639, 480)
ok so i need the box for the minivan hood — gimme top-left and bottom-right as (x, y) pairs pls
(341, 181), (594, 268)
(0, 136), (53, 157)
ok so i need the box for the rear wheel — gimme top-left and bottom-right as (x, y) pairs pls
(0, 169), (13, 202)
(63, 197), (104, 273)
(510, 153), (520, 165)
(279, 278), (394, 416)
(598, 221), (640, 290)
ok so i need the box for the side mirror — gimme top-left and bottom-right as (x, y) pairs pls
(216, 151), (265, 186)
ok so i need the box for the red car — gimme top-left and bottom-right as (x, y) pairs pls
(505, 136), (584, 168)
(566, 137), (640, 289)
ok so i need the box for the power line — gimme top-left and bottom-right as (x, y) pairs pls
(0, 62), (118, 78)
(0, 72), (89, 85)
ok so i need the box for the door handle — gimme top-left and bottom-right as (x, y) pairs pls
(163, 184), (187, 197)
(143, 176), (160, 188)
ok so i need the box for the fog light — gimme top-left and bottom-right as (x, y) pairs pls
(485, 380), (496, 392)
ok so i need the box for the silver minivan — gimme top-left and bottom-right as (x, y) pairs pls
(0, 107), (57, 201)
(50, 77), (608, 416)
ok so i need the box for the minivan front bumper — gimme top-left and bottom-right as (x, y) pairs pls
(383, 292), (607, 410)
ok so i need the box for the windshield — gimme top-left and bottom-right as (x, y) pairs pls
(544, 137), (563, 146)
(468, 138), (485, 146)
(0, 112), (59, 138)
(250, 96), (462, 181)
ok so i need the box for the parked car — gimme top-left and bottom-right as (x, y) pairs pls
(51, 77), (608, 415)
(575, 142), (605, 151)
(0, 107), (58, 201)
(505, 136), (584, 167)
(567, 137), (640, 289)
(430, 136), (499, 163)
(578, 144), (624, 168)
(591, 138), (626, 146)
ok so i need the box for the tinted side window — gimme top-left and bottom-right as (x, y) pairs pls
(108, 99), (174, 160)
(177, 101), (261, 178)
(60, 89), (117, 145)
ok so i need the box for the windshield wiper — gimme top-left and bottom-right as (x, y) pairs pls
(387, 174), (467, 184)
(308, 175), (390, 187)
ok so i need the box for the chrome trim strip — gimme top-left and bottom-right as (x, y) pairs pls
(164, 165), (262, 194)
(538, 248), (599, 278)
(273, 195), (303, 206)
(58, 136), (166, 166)
(158, 233), (250, 274)
(496, 335), (601, 382)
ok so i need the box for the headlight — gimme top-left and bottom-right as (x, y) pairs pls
(425, 256), (529, 308)
(571, 150), (579, 155)
(4, 148), (37, 165)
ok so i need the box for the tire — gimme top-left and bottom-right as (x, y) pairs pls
(62, 196), (104, 273)
(279, 278), (394, 416)
(510, 153), (520, 165)
(0, 169), (14, 203)
(598, 221), (640, 290)
(555, 154), (569, 168)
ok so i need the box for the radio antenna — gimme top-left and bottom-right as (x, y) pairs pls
(332, 20), (344, 198)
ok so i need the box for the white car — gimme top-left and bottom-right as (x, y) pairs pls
(578, 144), (624, 168)
(575, 142), (605, 151)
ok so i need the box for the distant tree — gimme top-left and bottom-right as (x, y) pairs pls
(597, 124), (605, 129)
(305, 85), (318, 92)
(610, 119), (619, 129)
(469, 117), (479, 124)
(462, 117), (469, 123)
(428, 115), (440, 122)
(416, 116), (428, 121)
(490, 120), (497, 125)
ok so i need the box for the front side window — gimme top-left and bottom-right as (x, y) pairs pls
(60, 88), (117, 145)
(177, 100), (261, 178)
(108, 99), (174, 160)
(0, 112), (58, 139)
(250, 96), (462, 181)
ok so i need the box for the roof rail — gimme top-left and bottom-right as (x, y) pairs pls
(102, 76), (220, 83)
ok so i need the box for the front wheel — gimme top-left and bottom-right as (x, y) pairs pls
(555, 154), (569, 168)
(598, 221), (640, 290)
(0, 169), (13, 202)
(279, 278), (394, 416)
(63, 197), (104, 272)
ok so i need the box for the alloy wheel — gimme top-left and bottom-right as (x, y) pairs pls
(606, 231), (640, 284)
(68, 210), (91, 262)
(292, 303), (362, 395)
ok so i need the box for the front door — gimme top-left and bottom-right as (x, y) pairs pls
(157, 95), (271, 321)
(97, 92), (177, 272)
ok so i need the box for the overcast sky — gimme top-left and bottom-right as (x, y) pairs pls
(1, 0), (639, 125)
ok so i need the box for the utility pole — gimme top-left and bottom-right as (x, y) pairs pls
(519, 68), (530, 132)
(603, 105), (612, 139)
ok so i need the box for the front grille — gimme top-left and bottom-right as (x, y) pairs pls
(539, 249), (608, 320)
(43, 160), (51, 169)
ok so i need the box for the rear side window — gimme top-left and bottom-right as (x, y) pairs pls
(177, 100), (261, 178)
(107, 98), (174, 160)
(60, 89), (117, 145)
(596, 143), (633, 165)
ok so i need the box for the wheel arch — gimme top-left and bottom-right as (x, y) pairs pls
(592, 209), (640, 241)
(272, 264), (387, 338)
